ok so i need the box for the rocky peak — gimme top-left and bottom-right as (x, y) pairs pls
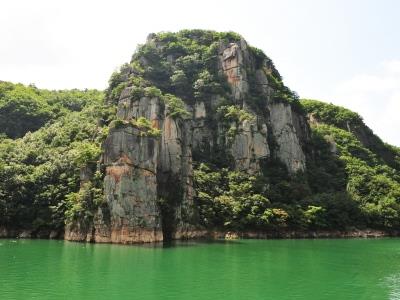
(66, 30), (310, 243)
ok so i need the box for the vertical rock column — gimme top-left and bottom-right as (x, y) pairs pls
(218, 40), (270, 173)
(94, 88), (198, 243)
(94, 90), (164, 243)
(158, 112), (198, 241)
(219, 39), (308, 174)
(96, 127), (163, 243)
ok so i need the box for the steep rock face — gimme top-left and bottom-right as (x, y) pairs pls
(218, 41), (271, 172)
(97, 127), (162, 243)
(217, 39), (307, 173)
(66, 32), (310, 243)
(268, 102), (306, 173)
(220, 41), (249, 102)
(93, 94), (197, 243)
(230, 119), (270, 172)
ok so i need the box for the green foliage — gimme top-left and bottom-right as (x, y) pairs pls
(129, 61), (144, 74)
(194, 163), (273, 230)
(109, 116), (161, 137)
(144, 86), (162, 98)
(161, 94), (190, 118)
(265, 73), (303, 112)
(2, 31), (399, 236)
(301, 99), (363, 127)
(314, 124), (377, 165)
(0, 83), (106, 232)
(64, 182), (94, 224)
(0, 83), (51, 138)
(156, 30), (241, 46)
(130, 30), (233, 103)
(306, 127), (347, 193)
(302, 99), (400, 170)
(194, 94), (400, 232)
(259, 158), (311, 204)
(170, 69), (190, 93)
(217, 105), (255, 123)
(117, 74), (190, 120)
(109, 82), (127, 104)
(63, 179), (104, 226)
(132, 117), (161, 137)
(248, 46), (267, 69)
(109, 118), (126, 129)
(135, 44), (173, 90)
(193, 70), (224, 100)
(301, 192), (362, 229)
(303, 205), (327, 229)
(260, 208), (289, 229)
(129, 31), (394, 233)
(216, 105), (255, 140)
(0, 82), (104, 139)
(130, 86), (144, 99)
(105, 70), (124, 104)
(71, 142), (102, 166)
(304, 115), (400, 230)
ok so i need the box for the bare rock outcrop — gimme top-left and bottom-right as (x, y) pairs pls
(65, 32), (310, 243)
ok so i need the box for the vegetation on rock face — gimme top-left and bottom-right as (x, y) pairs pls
(302, 99), (400, 169)
(217, 105), (255, 123)
(216, 105), (255, 140)
(106, 30), (239, 110)
(109, 116), (161, 137)
(0, 30), (399, 237)
(301, 99), (363, 128)
(161, 93), (190, 119)
(192, 85), (400, 232)
(302, 100), (400, 229)
(132, 117), (161, 137)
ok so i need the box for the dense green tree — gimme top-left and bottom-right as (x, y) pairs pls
(0, 83), (107, 233)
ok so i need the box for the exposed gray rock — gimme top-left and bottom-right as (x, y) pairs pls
(219, 41), (249, 102)
(194, 101), (206, 119)
(268, 102), (306, 173)
(67, 35), (311, 244)
(18, 231), (32, 238)
(231, 119), (269, 172)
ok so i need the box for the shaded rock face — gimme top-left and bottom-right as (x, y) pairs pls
(220, 42), (249, 102)
(65, 34), (310, 244)
(98, 127), (162, 243)
(217, 39), (307, 173)
(268, 102), (306, 172)
(93, 98), (196, 243)
(230, 120), (270, 172)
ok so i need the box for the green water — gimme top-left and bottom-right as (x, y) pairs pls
(1, 239), (400, 299)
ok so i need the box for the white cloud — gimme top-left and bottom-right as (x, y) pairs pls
(382, 60), (400, 74)
(0, 0), (399, 147)
(330, 60), (400, 146)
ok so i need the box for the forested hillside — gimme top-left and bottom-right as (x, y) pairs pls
(0, 31), (399, 240)
(302, 99), (400, 229)
(0, 82), (111, 236)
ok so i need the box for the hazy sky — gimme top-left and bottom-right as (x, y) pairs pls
(1, 0), (399, 146)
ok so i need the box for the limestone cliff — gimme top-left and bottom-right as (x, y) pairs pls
(65, 31), (310, 243)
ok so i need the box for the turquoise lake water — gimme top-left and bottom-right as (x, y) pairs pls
(1, 238), (400, 299)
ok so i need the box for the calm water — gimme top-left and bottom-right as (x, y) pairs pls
(1, 238), (400, 299)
